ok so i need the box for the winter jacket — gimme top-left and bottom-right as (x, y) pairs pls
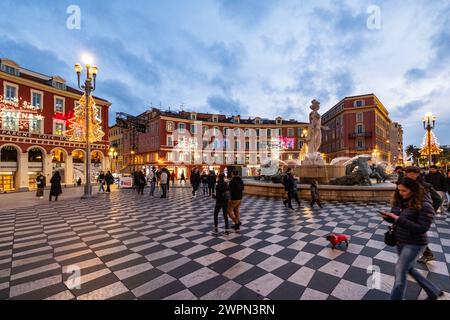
(229, 176), (244, 200)
(425, 172), (447, 192)
(50, 175), (62, 196)
(191, 172), (201, 185)
(391, 197), (435, 246)
(417, 177), (443, 211)
(105, 173), (114, 184)
(36, 175), (46, 188)
(215, 180), (229, 205)
(311, 184), (320, 200)
(207, 174), (217, 188)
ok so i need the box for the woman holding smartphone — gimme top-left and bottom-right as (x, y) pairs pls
(380, 178), (443, 300)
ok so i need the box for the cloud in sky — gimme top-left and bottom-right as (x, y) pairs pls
(0, 0), (449, 147)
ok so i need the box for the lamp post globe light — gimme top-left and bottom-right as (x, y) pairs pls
(75, 56), (98, 199)
(423, 113), (436, 170)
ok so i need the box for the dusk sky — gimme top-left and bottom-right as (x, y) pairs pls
(0, 0), (449, 148)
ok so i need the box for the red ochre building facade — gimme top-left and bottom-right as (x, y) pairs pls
(0, 58), (111, 192)
(120, 108), (309, 179)
(320, 94), (396, 164)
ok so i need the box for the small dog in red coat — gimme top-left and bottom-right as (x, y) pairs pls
(325, 234), (349, 250)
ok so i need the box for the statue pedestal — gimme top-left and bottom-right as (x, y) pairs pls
(294, 165), (346, 184)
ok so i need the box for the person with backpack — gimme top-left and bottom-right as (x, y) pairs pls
(147, 167), (156, 196)
(404, 166), (442, 263)
(105, 171), (114, 193)
(212, 173), (230, 236)
(380, 178), (443, 300)
(227, 171), (245, 231)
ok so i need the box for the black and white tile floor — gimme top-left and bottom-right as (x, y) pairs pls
(1, 188), (449, 300)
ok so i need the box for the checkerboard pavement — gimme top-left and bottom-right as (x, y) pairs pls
(1, 187), (450, 300)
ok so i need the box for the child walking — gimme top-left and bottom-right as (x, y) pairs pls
(310, 180), (323, 208)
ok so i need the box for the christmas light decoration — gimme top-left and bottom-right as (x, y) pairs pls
(64, 94), (104, 143)
(420, 130), (443, 157)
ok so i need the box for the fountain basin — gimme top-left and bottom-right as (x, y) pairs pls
(243, 180), (396, 202)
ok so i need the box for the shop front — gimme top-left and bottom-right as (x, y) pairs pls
(0, 146), (18, 192)
(27, 147), (44, 190)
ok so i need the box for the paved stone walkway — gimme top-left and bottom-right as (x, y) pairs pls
(0, 187), (449, 300)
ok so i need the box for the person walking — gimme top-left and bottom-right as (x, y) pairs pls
(425, 165), (447, 214)
(147, 167), (156, 196)
(207, 170), (217, 197)
(49, 171), (62, 202)
(105, 171), (114, 193)
(191, 168), (201, 196)
(292, 175), (302, 208)
(283, 168), (295, 210)
(201, 171), (209, 195)
(180, 170), (186, 185)
(170, 171), (176, 187)
(227, 171), (245, 231)
(36, 172), (46, 199)
(160, 168), (169, 198)
(137, 171), (146, 195)
(98, 171), (105, 193)
(212, 173), (230, 236)
(404, 166), (442, 264)
(380, 178), (444, 300)
(310, 180), (323, 208)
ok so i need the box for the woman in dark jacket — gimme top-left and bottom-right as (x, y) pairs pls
(381, 178), (443, 300)
(212, 173), (229, 236)
(49, 171), (62, 201)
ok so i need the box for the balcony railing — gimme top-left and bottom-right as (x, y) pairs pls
(349, 132), (372, 139)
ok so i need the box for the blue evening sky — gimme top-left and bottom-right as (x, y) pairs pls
(0, 0), (449, 147)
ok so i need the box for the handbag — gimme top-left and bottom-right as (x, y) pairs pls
(384, 224), (397, 247)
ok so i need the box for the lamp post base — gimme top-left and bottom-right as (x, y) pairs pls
(81, 184), (94, 199)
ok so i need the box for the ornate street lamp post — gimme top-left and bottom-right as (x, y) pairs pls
(423, 113), (436, 170)
(74, 57), (98, 199)
(109, 147), (118, 173)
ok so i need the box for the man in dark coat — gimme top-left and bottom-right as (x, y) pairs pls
(283, 168), (295, 210)
(105, 171), (114, 193)
(425, 165), (447, 214)
(191, 168), (201, 196)
(49, 171), (62, 201)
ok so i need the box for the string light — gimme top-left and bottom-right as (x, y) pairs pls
(64, 94), (105, 143)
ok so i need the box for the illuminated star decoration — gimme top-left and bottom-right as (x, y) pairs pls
(64, 94), (105, 143)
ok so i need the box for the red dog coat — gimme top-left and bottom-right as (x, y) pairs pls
(326, 234), (349, 248)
